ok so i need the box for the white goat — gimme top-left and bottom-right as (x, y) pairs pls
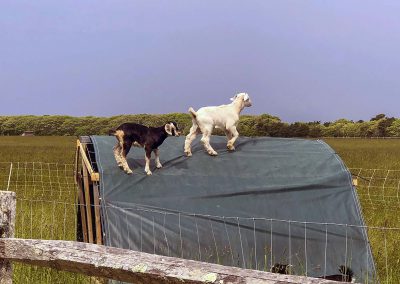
(184, 93), (252, 156)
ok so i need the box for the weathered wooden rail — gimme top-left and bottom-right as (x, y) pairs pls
(0, 238), (346, 284)
(0, 191), (348, 283)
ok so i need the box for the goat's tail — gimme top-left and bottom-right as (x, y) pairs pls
(188, 107), (197, 119)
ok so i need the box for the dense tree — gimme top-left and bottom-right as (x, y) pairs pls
(370, 114), (386, 121)
(0, 113), (399, 137)
(254, 114), (288, 137)
(377, 117), (395, 137)
(287, 122), (310, 137)
(306, 122), (322, 138)
(387, 119), (400, 136)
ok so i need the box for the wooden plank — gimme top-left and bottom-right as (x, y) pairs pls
(78, 141), (93, 174)
(0, 191), (16, 284)
(74, 142), (89, 243)
(0, 238), (347, 284)
(92, 183), (103, 245)
(82, 161), (94, 244)
(76, 174), (89, 243)
(74, 141), (80, 184)
(91, 173), (100, 182)
(77, 140), (99, 182)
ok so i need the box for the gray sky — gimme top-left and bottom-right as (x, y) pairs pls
(1, 1), (399, 122)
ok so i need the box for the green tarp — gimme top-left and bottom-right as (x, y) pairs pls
(91, 135), (376, 282)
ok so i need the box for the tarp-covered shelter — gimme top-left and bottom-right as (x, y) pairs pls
(78, 136), (376, 282)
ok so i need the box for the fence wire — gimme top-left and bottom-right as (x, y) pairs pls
(0, 162), (109, 284)
(0, 162), (400, 283)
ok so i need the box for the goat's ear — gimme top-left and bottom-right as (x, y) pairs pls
(165, 124), (173, 135)
(230, 94), (237, 101)
(243, 93), (249, 101)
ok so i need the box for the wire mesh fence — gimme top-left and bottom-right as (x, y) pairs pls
(0, 162), (108, 283)
(350, 168), (400, 212)
(0, 162), (400, 283)
(348, 168), (400, 283)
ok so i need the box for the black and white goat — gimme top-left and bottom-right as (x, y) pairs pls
(110, 122), (180, 175)
(184, 92), (252, 156)
(320, 265), (355, 283)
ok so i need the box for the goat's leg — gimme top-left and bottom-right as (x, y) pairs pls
(224, 129), (233, 146)
(121, 141), (133, 174)
(184, 124), (199, 156)
(144, 147), (152, 175)
(154, 148), (162, 168)
(200, 127), (218, 156)
(226, 126), (239, 151)
(114, 136), (127, 168)
(113, 143), (123, 168)
(114, 131), (126, 168)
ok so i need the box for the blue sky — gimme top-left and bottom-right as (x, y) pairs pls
(1, 1), (399, 122)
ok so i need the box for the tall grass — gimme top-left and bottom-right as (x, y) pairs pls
(324, 138), (400, 169)
(0, 136), (76, 164)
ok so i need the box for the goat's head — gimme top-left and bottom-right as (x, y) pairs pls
(164, 122), (181, 136)
(230, 92), (252, 107)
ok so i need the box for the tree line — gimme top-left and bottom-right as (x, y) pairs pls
(0, 113), (399, 138)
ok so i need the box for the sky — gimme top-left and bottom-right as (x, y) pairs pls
(1, 1), (400, 122)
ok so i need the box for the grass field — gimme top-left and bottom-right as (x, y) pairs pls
(324, 138), (400, 169)
(0, 136), (76, 164)
(0, 136), (399, 283)
(0, 136), (96, 283)
(325, 138), (400, 283)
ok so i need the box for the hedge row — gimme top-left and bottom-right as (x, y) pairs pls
(1, 113), (399, 138)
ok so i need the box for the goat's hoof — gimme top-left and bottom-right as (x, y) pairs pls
(208, 151), (218, 156)
(156, 164), (163, 169)
(146, 170), (152, 176)
(125, 169), (133, 175)
(184, 151), (192, 157)
(227, 145), (235, 151)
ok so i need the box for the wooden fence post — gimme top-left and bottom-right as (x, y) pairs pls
(0, 191), (16, 284)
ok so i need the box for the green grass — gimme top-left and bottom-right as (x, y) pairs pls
(324, 138), (400, 169)
(0, 136), (76, 164)
(0, 136), (97, 283)
(0, 136), (399, 283)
